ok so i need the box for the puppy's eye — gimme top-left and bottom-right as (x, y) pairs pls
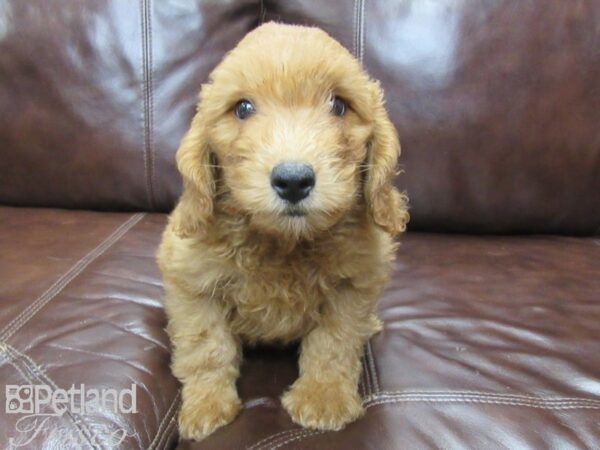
(234, 99), (255, 120)
(330, 96), (346, 117)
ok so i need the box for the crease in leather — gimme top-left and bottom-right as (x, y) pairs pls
(0, 343), (100, 450)
(0, 213), (145, 342)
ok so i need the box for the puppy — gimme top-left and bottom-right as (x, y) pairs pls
(157, 22), (408, 441)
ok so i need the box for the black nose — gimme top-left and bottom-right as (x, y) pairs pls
(270, 162), (315, 204)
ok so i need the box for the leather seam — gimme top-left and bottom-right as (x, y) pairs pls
(254, 429), (320, 450)
(2, 344), (101, 450)
(364, 397), (600, 411)
(267, 429), (322, 450)
(154, 416), (177, 450)
(361, 352), (372, 397)
(246, 429), (306, 450)
(359, 0), (366, 64)
(363, 391), (600, 409)
(247, 348), (372, 450)
(352, 0), (359, 58)
(140, 0), (156, 210)
(140, 0), (149, 208)
(366, 339), (380, 393)
(0, 213), (145, 342)
(353, 0), (365, 63)
(148, 0), (156, 209)
(0, 346), (36, 387)
(359, 355), (368, 397)
(148, 389), (181, 450)
(243, 389), (600, 449)
(368, 390), (600, 404)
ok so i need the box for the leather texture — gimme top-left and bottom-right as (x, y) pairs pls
(2, 208), (598, 448)
(0, 207), (180, 449)
(180, 232), (600, 449)
(1, 0), (599, 233)
(1, 1), (599, 449)
(0, 0), (258, 212)
(264, 0), (600, 234)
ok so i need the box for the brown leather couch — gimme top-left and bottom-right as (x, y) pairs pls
(1, 1), (599, 449)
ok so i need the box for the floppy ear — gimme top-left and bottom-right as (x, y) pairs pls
(169, 111), (215, 238)
(364, 82), (409, 236)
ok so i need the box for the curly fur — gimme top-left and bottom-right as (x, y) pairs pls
(157, 22), (408, 441)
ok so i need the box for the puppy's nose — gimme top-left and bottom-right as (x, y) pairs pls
(270, 162), (315, 204)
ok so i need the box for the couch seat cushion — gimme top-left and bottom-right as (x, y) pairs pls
(181, 233), (600, 450)
(1, 207), (599, 449)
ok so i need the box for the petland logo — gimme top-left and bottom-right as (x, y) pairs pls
(5, 384), (137, 448)
(6, 384), (138, 416)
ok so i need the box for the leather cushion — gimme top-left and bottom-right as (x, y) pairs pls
(0, 0), (258, 212)
(180, 232), (600, 449)
(1, 208), (598, 448)
(0, 207), (180, 449)
(267, 0), (600, 234)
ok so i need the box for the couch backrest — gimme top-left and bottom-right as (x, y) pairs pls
(1, 0), (599, 234)
(0, 0), (258, 212)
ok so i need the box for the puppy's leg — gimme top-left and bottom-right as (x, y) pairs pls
(282, 289), (380, 430)
(165, 283), (241, 441)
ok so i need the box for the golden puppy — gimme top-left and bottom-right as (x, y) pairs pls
(157, 22), (408, 441)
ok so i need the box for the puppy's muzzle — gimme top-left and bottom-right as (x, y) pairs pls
(270, 162), (315, 204)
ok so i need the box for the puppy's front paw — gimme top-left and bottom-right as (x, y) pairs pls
(178, 381), (241, 441)
(281, 377), (363, 431)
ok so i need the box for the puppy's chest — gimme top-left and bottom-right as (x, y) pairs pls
(221, 251), (340, 343)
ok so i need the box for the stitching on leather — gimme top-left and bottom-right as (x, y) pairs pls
(247, 429), (304, 450)
(353, 0), (365, 63)
(361, 352), (372, 397)
(0, 213), (145, 343)
(148, 389), (181, 450)
(363, 391), (600, 409)
(3, 344), (101, 450)
(255, 429), (320, 450)
(364, 396), (600, 411)
(163, 420), (178, 450)
(359, 0), (366, 64)
(0, 346), (33, 384)
(139, 0), (150, 208)
(248, 350), (370, 450)
(365, 352), (373, 395)
(366, 340), (380, 393)
(369, 395), (600, 408)
(268, 429), (323, 450)
(244, 388), (600, 450)
(359, 356), (368, 398)
(154, 416), (177, 450)
(352, 0), (359, 58)
(148, 0), (156, 209)
(369, 390), (600, 405)
(140, 0), (156, 209)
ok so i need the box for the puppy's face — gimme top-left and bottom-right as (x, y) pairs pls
(174, 23), (408, 240)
